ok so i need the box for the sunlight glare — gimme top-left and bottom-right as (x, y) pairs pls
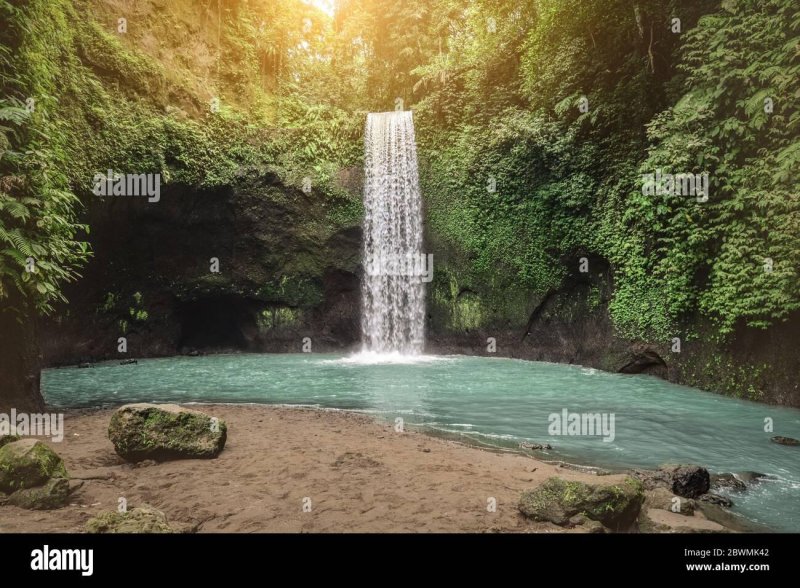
(302, 0), (335, 18)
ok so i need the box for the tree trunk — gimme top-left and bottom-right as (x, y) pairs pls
(0, 290), (44, 413)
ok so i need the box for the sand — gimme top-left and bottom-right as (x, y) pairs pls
(0, 404), (725, 533)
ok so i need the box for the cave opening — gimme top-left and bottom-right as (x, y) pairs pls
(176, 296), (257, 351)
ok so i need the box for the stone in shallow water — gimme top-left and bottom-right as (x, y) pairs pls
(710, 473), (747, 492)
(518, 476), (644, 531)
(735, 471), (769, 484)
(108, 403), (227, 462)
(770, 436), (799, 447)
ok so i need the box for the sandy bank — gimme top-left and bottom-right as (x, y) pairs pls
(0, 404), (726, 533)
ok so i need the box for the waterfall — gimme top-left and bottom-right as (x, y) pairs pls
(361, 111), (426, 355)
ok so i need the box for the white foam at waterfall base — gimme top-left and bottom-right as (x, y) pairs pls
(357, 111), (426, 359)
(335, 351), (451, 366)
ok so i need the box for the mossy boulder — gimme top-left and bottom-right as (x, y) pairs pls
(7, 477), (70, 510)
(519, 476), (645, 531)
(86, 505), (174, 533)
(108, 404), (227, 462)
(0, 439), (68, 493)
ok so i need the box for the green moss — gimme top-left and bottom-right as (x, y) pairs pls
(86, 506), (173, 534)
(108, 405), (227, 461)
(0, 439), (68, 493)
(256, 275), (323, 308)
(519, 476), (644, 531)
(452, 294), (484, 331)
(258, 306), (301, 331)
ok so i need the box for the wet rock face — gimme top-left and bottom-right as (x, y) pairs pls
(710, 473), (747, 492)
(617, 344), (667, 375)
(108, 403), (227, 462)
(518, 476), (645, 532)
(698, 493), (733, 508)
(39, 174), (363, 365)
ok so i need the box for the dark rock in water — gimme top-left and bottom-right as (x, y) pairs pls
(519, 476), (644, 531)
(697, 502), (769, 533)
(710, 473), (747, 492)
(736, 471), (769, 484)
(771, 436), (800, 446)
(699, 493), (733, 508)
(519, 441), (552, 450)
(669, 465), (711, 498)
(119, 359), (138, 365)
(77, 362), (92, 369)
(633, 464), (710, 499)
(108, 403), (227, 462)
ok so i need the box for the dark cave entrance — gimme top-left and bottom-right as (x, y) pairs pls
(177, 296), (257, 351)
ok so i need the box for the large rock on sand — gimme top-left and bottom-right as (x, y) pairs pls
(518, 476), (645, 531)
(0, 439), (70, 509)
(0, 438), (67, 493)
(7, 478), (70, 510)
(86, 505), (174, 533)
(108, 404), (227, 462)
